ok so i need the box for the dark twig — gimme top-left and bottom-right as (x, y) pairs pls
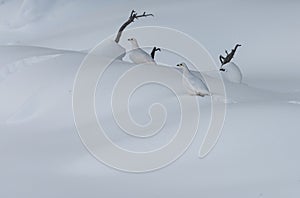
(114, 10), (154, 43)
(219, 44), (241, 70)
(150, 47), (161, 59)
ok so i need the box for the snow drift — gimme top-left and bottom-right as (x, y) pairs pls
(221, 62), (243, 83)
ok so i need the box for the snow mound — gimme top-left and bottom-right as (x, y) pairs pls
(92, 39), (126, 60)
(0, 54), (60, 81)
(0, 45), (74, 65)
(0, 45), (292, 126)
(221, 62), (243, 83)
(0, 45), (81, 82)
(0, 47), (85, 125)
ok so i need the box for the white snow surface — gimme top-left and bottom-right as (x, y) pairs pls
(0, 1), (300, 198)
(221, 62), (243, 83)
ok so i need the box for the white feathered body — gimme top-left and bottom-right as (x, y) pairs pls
(128, 38), (156, 64)
(129, 48), (156, 64)
(182, 65), (209, 96)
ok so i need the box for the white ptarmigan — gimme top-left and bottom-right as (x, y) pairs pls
(176, 62), (210, 96)
(127, 38), (156, 64)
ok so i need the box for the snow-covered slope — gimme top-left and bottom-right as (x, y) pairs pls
(220, 62), (243, 83)
(0, 1), (300, 198)
(1, 45), (297, 125)
(1, 44), (300, 197)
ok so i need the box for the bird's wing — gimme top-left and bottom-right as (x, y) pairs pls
(188, 73), (209, 94)
(139, 49), (156, 63)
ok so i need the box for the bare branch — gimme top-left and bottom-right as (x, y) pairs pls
(115, 10), (154, 43)
(219, 44), (241, 67)
(136, 12), (154, 19)
(151, 47), (161, 59)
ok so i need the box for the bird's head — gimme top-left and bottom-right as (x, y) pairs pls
(176, 62), (186, 68)
(128, 38), (137, 42)
(127, 38), (138, 48)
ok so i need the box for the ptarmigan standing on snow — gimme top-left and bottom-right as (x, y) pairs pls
(176, 62), (210, 96)
(127, 38), (156, 64)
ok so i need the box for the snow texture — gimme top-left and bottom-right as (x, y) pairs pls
(0, 1), (300, 198)
(221, 62), (243, 83)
